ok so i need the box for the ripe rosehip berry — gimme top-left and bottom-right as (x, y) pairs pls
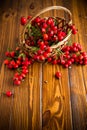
(4, 59), (9, 65)
(52, 60), (57, 64)
(47, 57), (52, 62)
(38, 41), (44, 46)
(43, 52), (48, 58)
(14, 80), (21, 85)
(23, 69), (28, 74)
(53, 35), (58, 41)
(47, 18), (53, 25)
(55, 71), (62, 79)
(16, 60), (21, 66)
(5, 51), (10, 57)
(43, 34), (48, 41)
(72, 29), (78, 34)
(39, 55), (45, 61)
(10, 51), (15, 58)
(70, 24), (76, 30)
(41, 28), (46, 33)
(48, 30), (54, 37)
(21, 73), (26, 78)
(14, 64), (18, 69)
(10, 60), (16, 66)
(40, 44), (46, 50)
(6, 91), (13, 97)
(44, 41), (48, 45)
(18, 75), (23, 81)
(46, 47), (52, 53)
(35, 16), (41, 23)
(64, 63), (69, 68)
(27, 15), (32, 20)
(21, 16), (27, 25)
(42, 23), (47, 28)
(61, 59), (65, 65)
(58, 32), (64, 41)
(7, 64), (13, 69)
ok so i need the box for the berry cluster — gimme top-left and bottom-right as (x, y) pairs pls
(3, 15), (87, 86)
(46, 42), (87, 67)
(24, 16), (77, 47)
(4, 47), (33, 85)
(4, 42), (87, 85)
(20, 16), (78, 62)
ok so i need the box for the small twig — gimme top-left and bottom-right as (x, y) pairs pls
(44, 80), (48, 83)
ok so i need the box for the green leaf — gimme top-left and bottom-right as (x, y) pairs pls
(19, 53), (26, 60)
(31, 47), (39, 52)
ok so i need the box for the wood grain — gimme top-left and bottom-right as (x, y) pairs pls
(0, 0), (87, 130)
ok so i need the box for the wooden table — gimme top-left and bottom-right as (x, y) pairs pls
(0, 0), (87, 130)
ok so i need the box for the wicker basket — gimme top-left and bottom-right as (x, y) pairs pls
(19, 6), (72, 60)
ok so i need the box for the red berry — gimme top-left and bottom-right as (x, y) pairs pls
(61, 59), (65, 65)
(84, 60), (87, 65)
(21, 73), (26, 78)
(77, 44), (82, 51)
(67, 60), (72, 66)
(35, 16), (41, 23)
(42, 23), (47, 28)
(21, 16), (27, 25)
(72, 29), (78, 34)
(43, 34), (48, 41)
(37, 49), (43, 55)
(40, 44), (46, 50)
(55, 71), (61, 79)
(38, 41), (44, 46)
(52, 60), (57, 65)
(10, 60), (16, 66)
(73, 42), (78, 47)
(53, 35), (58, 41)
(48, 30), (54, 37)
(16, 60), (21, 66)
(64, 63), (69, 68)
(22, 68), (28, 74)
(41, 28), (46, 33)
(14, 63), (18, 69)
(14, 80), (21, 85)
(43, 52), (48, 58)
(7, 64), (13, 69)
(10, 51), (15, 58)
(6, 91), (12, 97)
(46, 47), (52, 53)
(4, 59), (9, 65)
(39, 55), (45, 61)
(70, 24), (76, 30)
(47, 18), (53, 25)
(5, 51), (10, 57)
(47, 57), (52, 62)
(18, 75), (23, 81)
(27, 15), (32, 20)
(44, 41), (48, 45)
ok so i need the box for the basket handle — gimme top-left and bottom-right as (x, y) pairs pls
(28, 6), (72, 25)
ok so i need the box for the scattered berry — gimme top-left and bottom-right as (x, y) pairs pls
(55, 72), (62, 79)
(21, 16), (27, 25)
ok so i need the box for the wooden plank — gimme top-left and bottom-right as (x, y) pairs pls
(0, 0), (41, 130)
(0, 64), (14, 130)
(42, 1), (72, 130)
(68, 0), (87, 130)
(42, 63), (72, 130)
(0, 0), (87, 130)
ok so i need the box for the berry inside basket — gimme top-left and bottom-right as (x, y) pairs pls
(19, 6), (77, 61)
